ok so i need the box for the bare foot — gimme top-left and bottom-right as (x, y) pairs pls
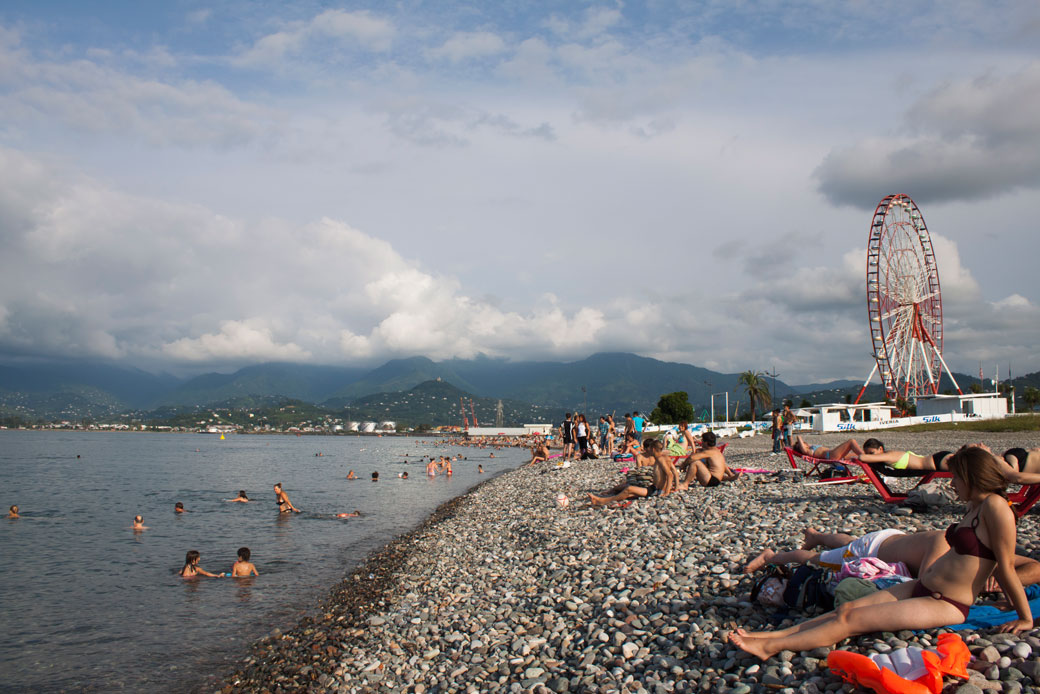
(588, 493), (609, 507)
(727, 631), (772, 661)
(744, 549), (776, 573)
(801, 528), (821, 550)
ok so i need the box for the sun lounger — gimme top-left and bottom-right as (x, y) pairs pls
(785, 446), (1040, 516)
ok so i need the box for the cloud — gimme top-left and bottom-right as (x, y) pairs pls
(233, 9), (395, 67)
(163, 320), (311, 362)
(0, 30), (278, 148)
(428, 31), (507, 63)
(815, 63), (1040, 208)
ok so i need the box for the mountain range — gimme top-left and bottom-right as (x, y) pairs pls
(0, 353), (1028, 424)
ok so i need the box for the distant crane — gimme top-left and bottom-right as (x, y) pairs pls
(470, 399), (479, 427)
(459, 398), (469, 429)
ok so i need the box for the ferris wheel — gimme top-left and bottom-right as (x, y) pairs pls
(855, 194), (961, 404)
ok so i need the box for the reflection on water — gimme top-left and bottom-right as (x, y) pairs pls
(0, 430), (524, 692)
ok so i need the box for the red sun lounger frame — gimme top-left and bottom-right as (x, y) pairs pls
(784, 446), (1040, 517)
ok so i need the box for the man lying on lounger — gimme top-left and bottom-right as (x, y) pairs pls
(677, 432), (741, 489)
(743, 526), (1040, 591)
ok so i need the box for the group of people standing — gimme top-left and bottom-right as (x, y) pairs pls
(559, 411), (646, 461)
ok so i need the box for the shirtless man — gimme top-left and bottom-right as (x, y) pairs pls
(588, 439), (679, 506)
(527, 440), (551, 466)
(678, 432), (741, 488)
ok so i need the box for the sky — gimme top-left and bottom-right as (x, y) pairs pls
(0, 1), (1038, 384)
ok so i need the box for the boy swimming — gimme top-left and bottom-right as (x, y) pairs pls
(231, 547), (259, 577)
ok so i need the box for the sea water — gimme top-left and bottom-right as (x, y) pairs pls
(0, 430), (526, 692)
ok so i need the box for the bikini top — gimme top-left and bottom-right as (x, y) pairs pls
(945, 514), (996, 561)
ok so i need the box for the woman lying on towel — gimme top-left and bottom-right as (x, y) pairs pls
(728, 446), (1033, 660)
(791, 436), (865, 460)
(855, 438), (955, 471)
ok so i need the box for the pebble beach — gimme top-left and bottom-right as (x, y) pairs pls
(221, 432), (1040, 694)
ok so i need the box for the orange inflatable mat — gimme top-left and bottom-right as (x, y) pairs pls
(827, 633), (970, 694)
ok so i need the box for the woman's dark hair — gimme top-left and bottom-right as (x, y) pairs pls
(184, 550), (200, 566)
(238, 490), (248, 498)
(947, 446), (1008, 498)
(863, 438), (884, 453)
(238, 547), (250, 561)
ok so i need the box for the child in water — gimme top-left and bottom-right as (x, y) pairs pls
(132, 515), (147, 530)
(175, 502), (187, 513)
(231, 547), (259, 577)
(180, 550), (223, 578)
(226, 490), (249, 502)
(8, 505), (19, 519)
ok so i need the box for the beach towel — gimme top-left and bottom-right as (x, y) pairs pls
(946, 584), (1040, 630)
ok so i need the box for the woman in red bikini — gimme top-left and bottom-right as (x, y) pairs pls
(729, 445), (1033, 660)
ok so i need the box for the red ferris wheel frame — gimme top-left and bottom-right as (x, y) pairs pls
(854, 194), (962, 404)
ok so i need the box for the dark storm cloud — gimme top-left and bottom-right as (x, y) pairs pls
(815, 63), (1040, 209)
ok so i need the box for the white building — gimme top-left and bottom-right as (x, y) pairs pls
(916, 393), (1008, 419)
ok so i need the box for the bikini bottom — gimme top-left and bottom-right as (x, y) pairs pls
(912, 579), (971, 619)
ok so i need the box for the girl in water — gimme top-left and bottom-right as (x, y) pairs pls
(728, 446), (1032, 660)
(180, 550), (223, 578)
(274, 483), (300, 513)
(226, 490), (249, 502)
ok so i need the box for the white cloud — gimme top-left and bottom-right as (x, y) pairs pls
(233, 9), (394, 67)
(428, 31), (507, 63)
(163, 320), (311, 362)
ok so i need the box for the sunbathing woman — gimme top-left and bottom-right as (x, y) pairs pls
(615, 433), (652, 466)
(967, 443), (1040, 486)
(589, 439), (678, 506)
(790, 436), (865, 460)
(729, 446), (1033, 661)
(855, 438), (954, 471)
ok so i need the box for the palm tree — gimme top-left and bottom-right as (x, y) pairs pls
(738, 370), (772, 422)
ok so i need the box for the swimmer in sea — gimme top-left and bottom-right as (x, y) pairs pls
(226, 490), (249, 503)
(8, 505), (19, 519)
(478, 465), (484, 474)
(180, 550), (223, 578)
(426, 458), (437, 476)
(132, 515), (147, 530)
(336, 510), (361, 518)
(445, 459), (453, 476)
(274, 483), (300, 513)
(231, 547), (259, 577)
(346, 470), (357, 480)
(399, 471), (409, 479)
(174, 502), (187, 513)
(371, 471), (379, 482)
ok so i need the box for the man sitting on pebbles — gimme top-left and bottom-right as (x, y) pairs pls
(589, 439), (679, 506)
(677, 432), (741, 488)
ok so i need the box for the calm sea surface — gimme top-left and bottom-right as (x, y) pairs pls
(0, 430), (526, 692)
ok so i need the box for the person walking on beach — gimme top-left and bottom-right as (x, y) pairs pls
(771, 409), (782, 454)
(729, 446), (1033, 660)
(632, 411), (645, 443)
(781, 404), (795, 447)
(606, 414), (616, 457)
(560, 413), (575, 462)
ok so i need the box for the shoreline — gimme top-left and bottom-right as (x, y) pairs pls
(211, 467), (517, 693)
(216, 433), (1040, 693)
